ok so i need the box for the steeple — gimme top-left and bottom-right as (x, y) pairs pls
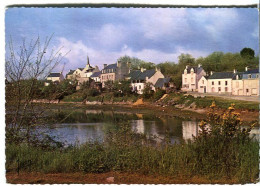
(87, 56), (90, 66)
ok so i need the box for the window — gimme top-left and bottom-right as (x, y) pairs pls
(236, 82), (239, 88)
(248, 74), (252, 79)
(202, 80), (204, 84)
(212, 81), (214, 85)
(191, 77), (194, 83)
(139, 85), (141, 90)
(225, 81), (228, 86)
(256, 75), (259, 78)
(218, 81), (221, 85)
(218, 87), (221, 92)
(225, 87), (228, 92)
(246, 89), (249, 93)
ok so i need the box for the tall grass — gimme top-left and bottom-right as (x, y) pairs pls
(6, 103), (259, 183)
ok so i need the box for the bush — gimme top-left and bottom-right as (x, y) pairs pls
(153, 89), (166, 101)
(83, 89), (100, 99)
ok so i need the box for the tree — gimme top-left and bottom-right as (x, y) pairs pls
(118, 55), (155, 70)
(240, 48), (255, 59)
(113, 80), (132, 96)
(5, 35), (66, 145)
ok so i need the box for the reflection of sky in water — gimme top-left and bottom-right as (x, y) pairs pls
(44, 110), (259, 145)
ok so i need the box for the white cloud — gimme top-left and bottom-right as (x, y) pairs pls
(53, 38), (209, 74)
(126, 8), (191, 40)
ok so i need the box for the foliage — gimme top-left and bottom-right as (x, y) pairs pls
(104, 80), (114, 92)
(142, 82), (154, 99)
(5, 35), (66, 145)
(118, 55), (155, 70)
(189, 102), (258, 181)
(113, 80), (132, 97)
(153, 89), (166, 101)
(240, 47), (255, 59)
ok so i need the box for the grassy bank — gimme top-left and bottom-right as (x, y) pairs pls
(6, 138), (259, 184)
(6, 109), (259, 184)
(157, 93), (259, 111)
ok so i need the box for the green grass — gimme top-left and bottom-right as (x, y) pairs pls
(6, 120), (259, 183)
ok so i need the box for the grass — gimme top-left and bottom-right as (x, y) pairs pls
(161, 93), (259, 111)
(6, 120), (259, 184)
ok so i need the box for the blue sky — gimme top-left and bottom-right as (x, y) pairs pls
(5, 8), (259, 74)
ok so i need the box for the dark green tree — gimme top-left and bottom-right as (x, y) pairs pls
(240, 48), (255, 59)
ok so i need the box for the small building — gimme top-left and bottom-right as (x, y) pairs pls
(128, 68), (164, 94)
(198, 75), (208, 93)
(242, 68), (259, 96)
(207, 70), (237, 94)
(232, 72), (244, 96)
(100, 60), (131, 87)
(154, 77), (176, 93)
(65, 56), (99, 88)
(45, 72), (64, 86)
(90, 71), (101, 82)
(181, 64), (206, 92)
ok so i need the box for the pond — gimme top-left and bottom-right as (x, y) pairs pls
(43, 107), (259, 146)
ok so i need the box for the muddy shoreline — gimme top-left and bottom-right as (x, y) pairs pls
(33, 100), (259, 124)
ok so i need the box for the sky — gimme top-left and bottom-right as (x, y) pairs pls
(5, 7), (259, 74)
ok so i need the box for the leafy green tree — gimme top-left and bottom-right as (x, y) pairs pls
(118, 55), (155, 70)
(240, 48), (255, 59)
(113, 80), (132, 96)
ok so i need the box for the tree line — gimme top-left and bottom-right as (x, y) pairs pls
(119, 48), (258, 89)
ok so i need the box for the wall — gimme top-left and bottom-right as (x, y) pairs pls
(243, 79), (259, 96)
(207, 79), (232, 94)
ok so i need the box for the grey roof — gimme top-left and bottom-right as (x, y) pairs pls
(138, 69), (156, 80)
(232, 72), (243, 80)
(128, 70), (142, 80)
(243, 69), (259, 74)
(208, 72), (235, 79)
(90, 71), (101, 77)
(78, 68), (84, 71)
(103, 64), (117, 70)
(155, 78), (171, 88)
(47, 73), (61, 77)
(128, 69), (156, 80)
(67, 70), (75, 75)
(184, 66), (203, 74)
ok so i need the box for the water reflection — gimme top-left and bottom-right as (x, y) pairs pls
(45, 109), (259, 146)
(182, 121), (199, 141)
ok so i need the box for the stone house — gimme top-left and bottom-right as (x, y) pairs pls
(127, 68), (164, 94)
(90, 71), (101, 82)
(100, 60), (131, 87)
(45, 72), (64, 86)
(242, 68), (259, 96)
(66, 57), (100, 87)
(181, 64), (206, 92)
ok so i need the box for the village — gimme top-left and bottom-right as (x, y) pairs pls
(46, 56), (259, 98)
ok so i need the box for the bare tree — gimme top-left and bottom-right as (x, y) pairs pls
(5, 35), (67, 145)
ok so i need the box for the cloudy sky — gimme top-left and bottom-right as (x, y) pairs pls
(5, 8), (258, 74)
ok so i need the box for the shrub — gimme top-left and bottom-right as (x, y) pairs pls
(153, 89), (166, 101)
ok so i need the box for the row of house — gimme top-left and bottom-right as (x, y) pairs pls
(182, 64), (259, 96)
(46, 57), (174, 94)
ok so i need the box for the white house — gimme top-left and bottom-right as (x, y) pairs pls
(90, 71), (101, 82)
(207, 70), (237, 94)
(127, 68), (164, 94)
(198, 76), (208, 93)
(182, 64), (206, 92)
(232, 72), (244, 96)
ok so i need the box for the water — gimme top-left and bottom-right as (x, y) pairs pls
(44, 108), (259, 146)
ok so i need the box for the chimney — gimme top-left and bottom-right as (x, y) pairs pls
(103, 64), (107, 68)
(210, 71), (213, 75)
(233, 69), (237, 73)
(117, 60), (121, 67)
(245, 66), (248, 71)
(141, 67), (146, 72)
(155, 67), (160, 72)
